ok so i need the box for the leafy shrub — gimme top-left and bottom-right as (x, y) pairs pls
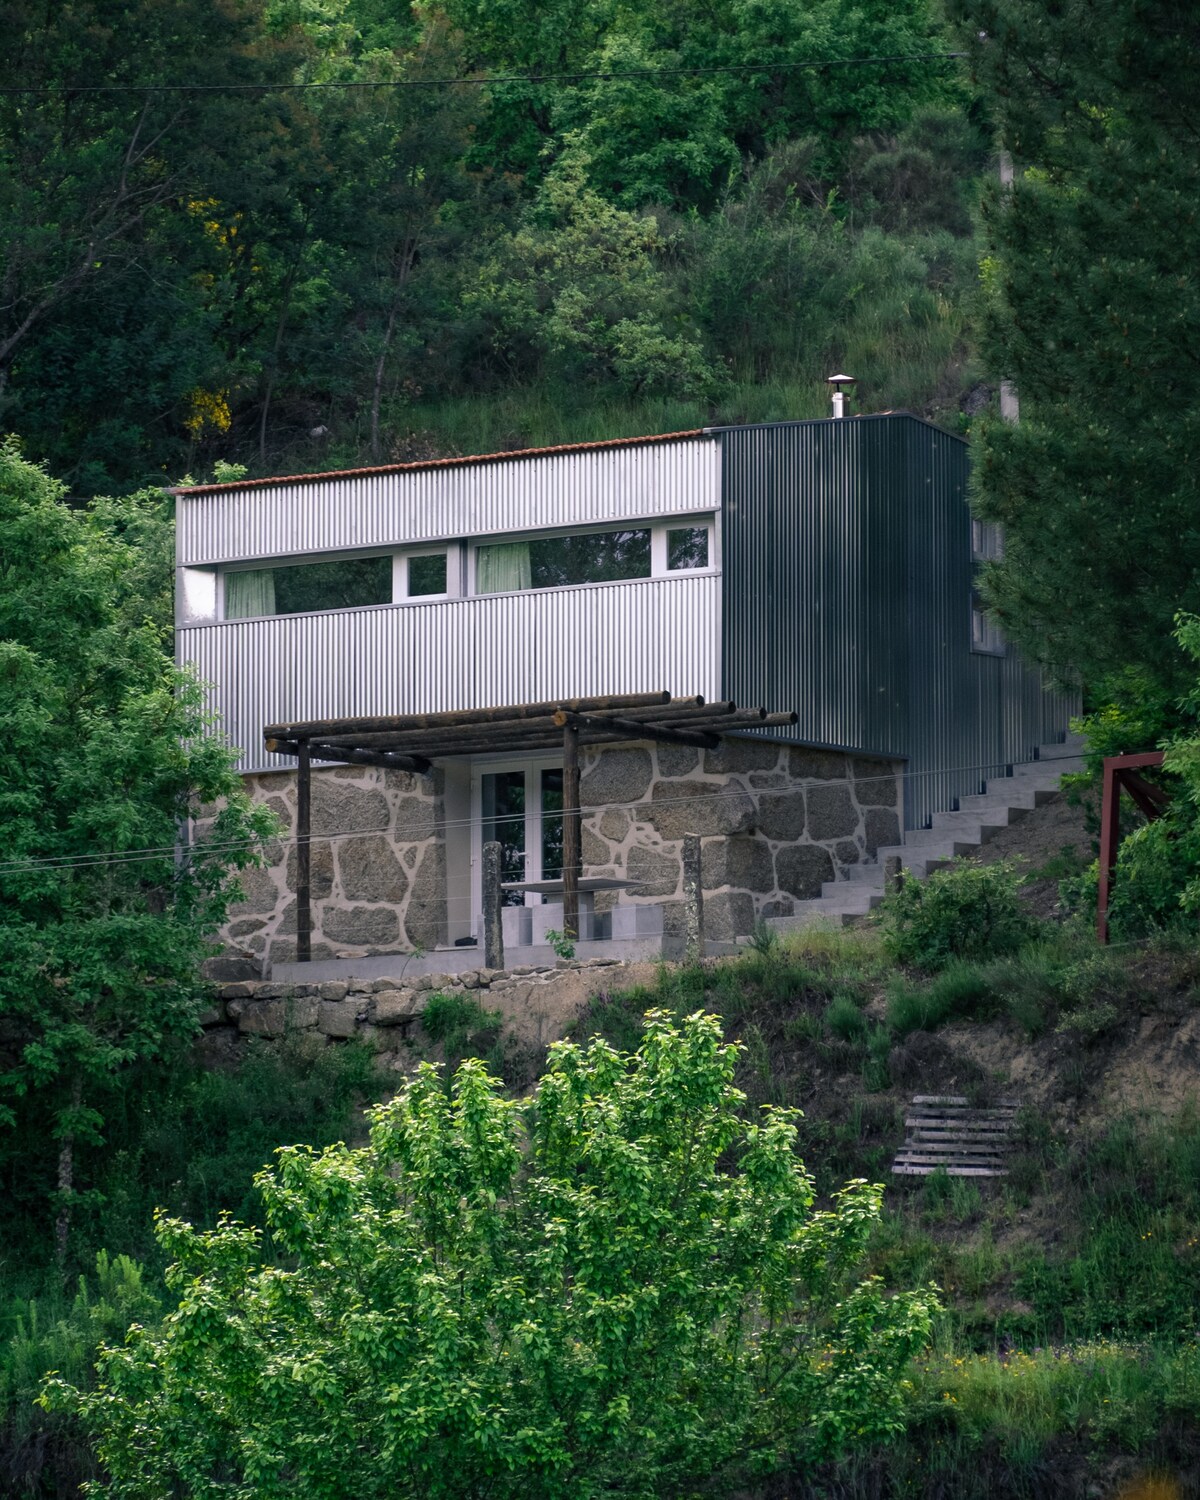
(1055, 1001), (1120, 1041)
(825, 991), (868, 1042)
(747, 918), (780, 956)
(886, 961), (997, 1036)
(1, 1252), (161, 1495)
(1107, 818), (1200, 937)
(881, 861), (1035, 969)
(49, 1013), (940, 1496)
(862, 1024), (893, 1092)
(421, 991), (503, 1063)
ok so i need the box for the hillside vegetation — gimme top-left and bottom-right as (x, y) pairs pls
(6, 853), (1200, 1495)
(1, 0), (985, 492)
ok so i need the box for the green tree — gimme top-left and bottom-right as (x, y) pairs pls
(469, 154), (717, 399)
(444, 0), (954, 206)
(0, 441), (275, 1260)
(0, 0), (322, 488)
(952, 0), (1200, 708)
(50, 1011), (938, 1497)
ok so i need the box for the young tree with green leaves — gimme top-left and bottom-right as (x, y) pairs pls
(951, 0), (1200, 713)
(50, 1011), (938, 1497)
(0, 441), (275, 1261)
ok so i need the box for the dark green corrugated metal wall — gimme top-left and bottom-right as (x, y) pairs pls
(718, 415), (1076, 830)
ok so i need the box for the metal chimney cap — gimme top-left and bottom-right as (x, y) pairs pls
(827, 373), (856, 386)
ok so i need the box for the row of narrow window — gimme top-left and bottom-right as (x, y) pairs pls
(224, 524), (710, 621)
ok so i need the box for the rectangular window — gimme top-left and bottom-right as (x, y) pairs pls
(972, 593), (1005, 655)
(972, 519), (1004, 561)
(667, 526), (709, 570)
(224, 555), (392, 620)
(476, 528), (651, 594)
(408, 552), (448, 597)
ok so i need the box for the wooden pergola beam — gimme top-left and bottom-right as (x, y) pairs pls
(311, 700), (734, 751)
(555, 709), (719, 749)
(265, 691), (671, 743)
(266, 738), (432, 773)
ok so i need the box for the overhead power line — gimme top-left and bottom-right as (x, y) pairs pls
(0, 51), (965, 97)
(0, 751), (1050, 877)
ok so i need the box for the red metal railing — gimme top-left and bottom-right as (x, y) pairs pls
(1097, 751), (1169, 944)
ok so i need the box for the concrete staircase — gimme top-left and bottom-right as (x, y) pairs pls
(761, 734), (1088, 933)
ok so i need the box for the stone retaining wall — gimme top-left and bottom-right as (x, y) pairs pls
(199, 956), (653, 1071)
(216, 738), (903, 967)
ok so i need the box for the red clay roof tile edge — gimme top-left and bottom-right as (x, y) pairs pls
(169, 429), (708, 496)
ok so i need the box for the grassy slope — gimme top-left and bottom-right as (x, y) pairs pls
(572, 925), (1200, 1497)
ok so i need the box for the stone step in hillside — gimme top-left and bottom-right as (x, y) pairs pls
(753, 735), (1087, 934)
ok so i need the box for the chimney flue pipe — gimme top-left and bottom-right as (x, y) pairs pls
(827, 373), (855, 418)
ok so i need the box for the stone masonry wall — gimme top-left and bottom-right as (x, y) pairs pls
(219, 764), (447, 968)
(579, 739), (902, 941)
(200, 955), (649, 1071)
(216, 739), (903, 967)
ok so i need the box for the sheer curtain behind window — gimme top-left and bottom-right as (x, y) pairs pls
(225, 569), (276, 619)
(476, 542), (531, 594)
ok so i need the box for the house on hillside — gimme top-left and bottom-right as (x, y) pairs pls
(173, 410), (1073, 970)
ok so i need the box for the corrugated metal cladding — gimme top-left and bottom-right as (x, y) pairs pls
(718, 415), (1077, 830)
(176, 438), (720, 565)
(180, 575), (720, 773)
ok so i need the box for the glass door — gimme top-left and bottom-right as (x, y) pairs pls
(540, 768), (564, 883)
(481, 770), (527, 906)
(476, 761), (563, 918)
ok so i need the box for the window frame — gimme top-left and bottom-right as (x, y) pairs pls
(970, 590), (1005, 656)
(393, 544), (460, 603)
(969, 519), (1005, 656)
(469, 515), (717, 597)
(216, 543), (463, 621)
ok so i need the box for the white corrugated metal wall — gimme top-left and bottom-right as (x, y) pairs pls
(181, 576), (722, 772)
(176, 438), (719, 564)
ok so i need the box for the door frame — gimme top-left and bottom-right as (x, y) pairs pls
(469, 753), (564, 936)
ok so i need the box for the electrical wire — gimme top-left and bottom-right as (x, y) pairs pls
(0, 51), (965, 97)
(0, 753), (1085, 876)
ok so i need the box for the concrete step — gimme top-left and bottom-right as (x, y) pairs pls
(765, 906), (855, 933)
(1036, 735), (1088, 761)
(756, 739), (1088, 934)
(929, 812), (1009, 841)
(981, 779), (1059, 806)
(809, 886), (884, 912)
(958, 793), (1036, 818)
(869, 846), (952, 880)
(822, 874), (883, 898)
(893, 828), (983, 854)
(1011, 755), (1086, 780)
(828, 864), (888, 882)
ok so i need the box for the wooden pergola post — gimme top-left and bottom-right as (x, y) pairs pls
(562, 721), (581, 940)
(266, 695), (798, 962)
(296, 740), (312, 963)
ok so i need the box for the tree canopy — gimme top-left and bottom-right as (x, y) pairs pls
(0, 0), (978, 489)
(0, 440), (274, 1255)
(953, 0), (1200, 709)
(49, 1011), (938, 1497)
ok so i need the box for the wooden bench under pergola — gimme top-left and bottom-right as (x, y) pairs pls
(264, 692), (796, 962)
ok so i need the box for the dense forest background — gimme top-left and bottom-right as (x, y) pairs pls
(0, 0), (986, 492)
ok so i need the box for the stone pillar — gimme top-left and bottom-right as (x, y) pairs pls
(682, 834), (704, 963)
(296, 740), (312, 963)
(482, 840), (504, 971)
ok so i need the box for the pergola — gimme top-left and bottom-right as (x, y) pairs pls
(264, 692), (797, 960)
